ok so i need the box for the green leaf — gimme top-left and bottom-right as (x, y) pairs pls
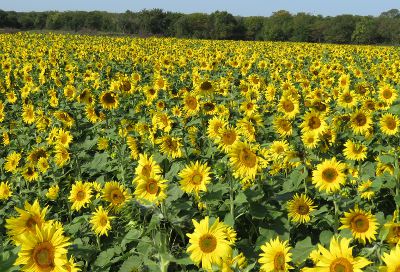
(319, 230), (333, 246)
(118, 255), (142, 272)
(94, 247), (116, 268)
(121, 229), (142, 250)
(291, 237), (315, 264)
(224, 213), (234, 227)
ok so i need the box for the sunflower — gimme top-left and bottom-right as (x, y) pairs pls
(54, 111), (75, 128)
(302, 131), (320, 149)
(269, 140), (289, 161)
(4, 151), (21, 173)
(278, 96), (299, 119)
(179, 161), (211, 195)
(350, 110), (372, 135)
(187, 216), (232, 270)
(258, 237), (293, 272)
(37, 157), (50, 173)
(133, 153), (162, 180)
(228, 141), (259, 182)
(273, 116), (293, 137)
(383, 222), (400, 245)
(14, 224), (70, 272)
(380, 244), (400, 271)
(215, 126), (239, 152)
(27, 147), (48, 164)
(54, 145), (70, 167)
(287, 194), (316, 224)
(380, 113), (399, 135)
(313, 236), (371, 272)
(0, 181), (12, 200)
(22, 164), (39, 182)
(46, 184), (59, 201)
(69, 181), (92, 211)
(156, 135), (183, 159)
(126, 135), (140, 160)
(301, 111), (327, 135)
(134, 175), (168, 205)
(343, 140), (367, 161)
(312, 157), (346, 193)
(90, 206), (114, 237)
(22, 103), (35, 124)
(5, 200), (48, 242)
(100, 91), (119, 110)
(339, 206), (378, 244)
(65, 256), (80, 272)
(183, 94), (200, 115)
(56, 128), (73, 148)
(378, 84), (398, 105)
(103, 181), (131, 211)
(338, 90), (358, 109)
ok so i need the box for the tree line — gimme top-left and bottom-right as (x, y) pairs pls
(1, 8), (400, 44)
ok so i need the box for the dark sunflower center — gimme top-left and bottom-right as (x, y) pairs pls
(283, 100), (294, 112)
(191, 172), (203, 185)
(121, 80), (131, 92)
(297, 203), (310, 215)
(222, 131), (236, 145)
(383, 89), (392, 99)
(322, 168), (338, 183)
(351, 214), (369, 233)
(239, 148), (257, 168)
(385, 118), (396, 130)
(330, 257), (353, 272)
(149, 88), (156, 95)
(204, 102), (215, 112)
(76, 190), (86, 201)
(343, 94), (353, 103)
(103, 93), (116, 104)
(200, 81), (212, 91)
(308, 116), (321, 129)
(185, 97), (197, 110)
(111, 189), (124, 204)
(26, 216), (40, 230)
(99, 216), (108, 226)
(354, 114), (367, 126)
(33, 241), (55, 269)
(199, 234), (217, 253)
(146, 179), (159, 195)
(273, 252), (286, 270)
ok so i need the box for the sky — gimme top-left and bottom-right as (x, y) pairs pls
(1, 0), (398, 17)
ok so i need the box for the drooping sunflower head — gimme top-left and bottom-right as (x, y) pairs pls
(258, 237), (293, 272)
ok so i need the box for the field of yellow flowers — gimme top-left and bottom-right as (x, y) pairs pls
(0, 32), (400, 271)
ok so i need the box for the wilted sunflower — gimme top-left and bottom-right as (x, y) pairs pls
(5, 200), (48, 242)
(343, 140), (367, 161)
(312, 157), (346, 193)
(179, 161), (211, 195)
(0, 181), (12, 200)
(380, 113), (399, 135)
(187, 216), (232, 270)
(69, 181), (92, 211)
(287, 194), (316, 224)
(339, 206), (378, 244)
(229, 141), (259, 182)
(100, 91), (119, 110)
(313, 237), (371, 272)
(14, 224), (70, 272)
(90, 206), (114, 237)
(258, 237), (293, 272)
(103, 181), (131, 211)
(134, 175), (168, 205)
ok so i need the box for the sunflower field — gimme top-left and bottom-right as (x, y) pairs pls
(0, 32), (400, 272)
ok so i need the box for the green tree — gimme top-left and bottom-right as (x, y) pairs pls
(351, 17), (378, 44)
(263, 10), (293, 41)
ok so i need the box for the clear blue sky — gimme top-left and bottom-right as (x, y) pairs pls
(2, 0), (398, 16)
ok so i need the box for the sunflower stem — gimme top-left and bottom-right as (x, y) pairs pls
(96, 235), (101, 251)
(333, 195), (340, 234)
(229, 173), (235, 224)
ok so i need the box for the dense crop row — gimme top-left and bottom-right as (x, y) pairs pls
(0, 33), (400, 271)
